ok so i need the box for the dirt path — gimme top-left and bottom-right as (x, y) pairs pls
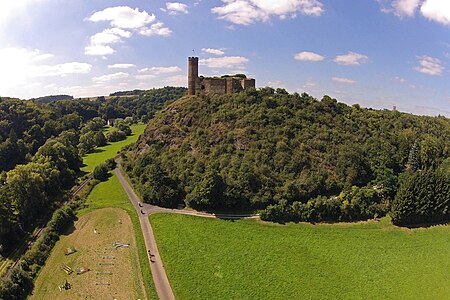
(114, 168), (176, 300)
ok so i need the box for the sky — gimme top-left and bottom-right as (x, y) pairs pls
(0, 0), (449, 117)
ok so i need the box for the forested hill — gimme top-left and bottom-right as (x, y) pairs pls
(0, 87), (186, 172)
(124, 88), (450, 224)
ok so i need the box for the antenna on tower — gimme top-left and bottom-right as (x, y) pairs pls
(192, 49), (195, 56)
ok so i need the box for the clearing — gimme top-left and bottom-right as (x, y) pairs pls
(32, 174), (156, 299)
(150, 214), (450, 300)
(81, 123), (146, 172)
(30, 208), (145, 299)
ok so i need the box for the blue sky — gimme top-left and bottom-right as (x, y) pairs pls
(0, 0), (449, 116)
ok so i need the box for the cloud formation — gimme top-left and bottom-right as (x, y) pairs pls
(93, 72), (129, 82)
(108, 63), (136, 69)
(334, 52), (368, 66)
(332, 76), (356, 84)
(420, 0), (450, 25)
(294, 51), (324, 61)
(211, 0), (324, 25)
(165, 2), (189, 15)
(199, 56), (249, 69)
(378, 0), (450, 25)
(414, 55), (444, 76)
(202, 48), (226, 56)
(0, 48), (92, 96)
(86, 6), (171, 56)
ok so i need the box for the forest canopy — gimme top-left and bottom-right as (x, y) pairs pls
(123, 88), (450, 225)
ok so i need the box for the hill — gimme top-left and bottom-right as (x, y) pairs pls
(122, 88), (450, 222)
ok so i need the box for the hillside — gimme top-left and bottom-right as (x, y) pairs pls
(123, 88), (450, 222)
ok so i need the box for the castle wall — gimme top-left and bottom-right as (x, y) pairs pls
(187, 57), (255, 96)
(241, 78), (255, 90)
(202, 78), (227, 95)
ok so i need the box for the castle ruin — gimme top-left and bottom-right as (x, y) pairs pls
(188, 57), (255, 96)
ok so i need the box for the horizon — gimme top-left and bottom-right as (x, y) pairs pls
(0, 0), (449, 117)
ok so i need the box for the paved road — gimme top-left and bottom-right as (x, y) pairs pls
(115, 168), (176, 300)
(115, 166), (259, 300)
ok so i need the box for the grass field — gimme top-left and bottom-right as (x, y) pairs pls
(31, 208), (145, 299)
(150, 214), (450, 300)
(81, 123), (146, 172)
(32, 174), (156, 299)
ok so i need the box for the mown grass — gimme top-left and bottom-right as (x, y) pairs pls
(78, 173), (156, 299)
(81, 123), (146, 172)
(150, 214), (450, 300)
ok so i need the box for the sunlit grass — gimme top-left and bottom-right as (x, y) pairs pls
(77, 174), (156, 299)
(151, 213), (450, 300)
(81, 123), (146, 172)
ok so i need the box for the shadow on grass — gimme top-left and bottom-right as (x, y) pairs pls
(91, 148), (106, 154)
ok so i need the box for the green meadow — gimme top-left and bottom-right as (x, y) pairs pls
(150, 214), (450, 300)
(81, 123), (146, 172)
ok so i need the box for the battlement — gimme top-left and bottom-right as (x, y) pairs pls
(187, 57), (255, 96)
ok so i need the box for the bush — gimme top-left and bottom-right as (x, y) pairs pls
(93, 163), (109, 181)
(106, 130), (126, 142)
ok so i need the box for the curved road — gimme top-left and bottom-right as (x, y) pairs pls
(115, 167), (258, 300)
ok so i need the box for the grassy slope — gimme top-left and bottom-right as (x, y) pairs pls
(81, 123), (146, 173)
(78, 174), (156, 299)
(150, 214), (450, 300)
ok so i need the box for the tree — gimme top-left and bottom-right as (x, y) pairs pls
(93, 163), (109, 181)
(186, 168), (224, 208)
(406, 140), (421, 173)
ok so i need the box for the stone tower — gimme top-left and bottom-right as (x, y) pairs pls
(188, 57), (199, 96)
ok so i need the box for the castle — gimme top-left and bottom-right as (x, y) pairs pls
(188, 57), (255, 96)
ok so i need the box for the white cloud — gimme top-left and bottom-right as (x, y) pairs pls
(88, 6), (156, 29)
(334, 52), (368, 65)
(166, 2), (189, 15)
(202, 48), (225, 56)
(199, 56), (249, 69)
(90, 28), (132, 46)
(0, 48), (92, 97)
(211, 0), (324, 25)
(108, 63), (136, 69)
(420, 0), (450, 25)
(392, 0), (421, 17)
(377, 0), (450, 25)
(414, 55), (444, 76)
(34, 62), (92, 77)
(139, 22), (172, 36)
(139, 66), (182, 75)
(294, 51), (324, 61)
(93, 72), (129, 82)
(85, 45), (115, 56)
(332, 76), (356, 84)
(86, 6), (171, 56)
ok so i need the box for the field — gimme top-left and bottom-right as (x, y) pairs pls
(81, 123), (146, 172)
(32, 174), (156, 299)
(31, 208), (145, 299)
(150, 214), (450, 300)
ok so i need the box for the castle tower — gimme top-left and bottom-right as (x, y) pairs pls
(188, 57), (199, 96)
